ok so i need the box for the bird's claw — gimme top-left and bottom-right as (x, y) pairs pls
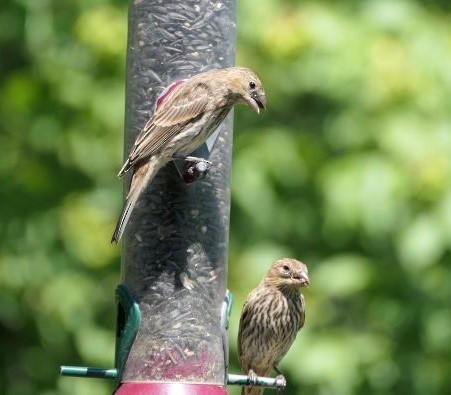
(247, 369), (259, 387)
(275, 374), (287, 391)
(181, 157), (212, 184)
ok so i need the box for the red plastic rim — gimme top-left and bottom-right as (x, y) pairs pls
(114, 382), (227, 395)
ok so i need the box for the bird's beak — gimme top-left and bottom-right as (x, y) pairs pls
(292, 271), (309, 287)
(247, 92), (267, 114)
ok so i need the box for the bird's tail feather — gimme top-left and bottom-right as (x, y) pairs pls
(111, 157), (161, 244)
(117, 158), (131, 178)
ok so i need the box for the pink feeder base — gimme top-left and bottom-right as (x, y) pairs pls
(114, 382), (228, 395)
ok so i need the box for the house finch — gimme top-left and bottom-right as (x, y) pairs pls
(112, 67), (266, 243)
(238, 258), (309, 395)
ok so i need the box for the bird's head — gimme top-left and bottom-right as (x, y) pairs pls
(228, 67), (267, 114)
(264, 258), (309, 291)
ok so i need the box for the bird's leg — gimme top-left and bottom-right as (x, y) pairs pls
(172, 155), (213, 184)
(172, 155), (213, 166)
(273, 366), (286, 392)
(180, 155), (212, 165)
(246, 369), (259, 388)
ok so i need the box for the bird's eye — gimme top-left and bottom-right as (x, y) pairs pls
(282, 265), (290, 271)
(249, 81), (256, 89)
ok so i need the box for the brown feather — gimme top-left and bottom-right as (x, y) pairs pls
(154, 82), (210, 126)
(237, 258), (309, 394)
(113, 66), (266, 242)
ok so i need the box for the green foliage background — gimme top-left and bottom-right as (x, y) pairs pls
(1, 0), (451, 394)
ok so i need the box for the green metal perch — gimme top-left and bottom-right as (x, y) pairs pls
(60, 366), (286, 390)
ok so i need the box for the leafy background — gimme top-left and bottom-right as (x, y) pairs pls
(1, 0), (451, 394)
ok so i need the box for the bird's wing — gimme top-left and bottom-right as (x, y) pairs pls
(237, 290), (264, 371)
(237, 302), (248, 358)
(127, 83), (210, 166)
(299, 293), (306, 329)
(153, 81), (210, 127)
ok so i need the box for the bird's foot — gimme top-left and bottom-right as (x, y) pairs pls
(274, 374), (287, 392)
(181, 155), (212, 165)
(247, 369), (259, 387)
(180, 157), (212, 184)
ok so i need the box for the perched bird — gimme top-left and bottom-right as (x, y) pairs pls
(112, 67), (266, 243)
(238, 258), (309, 395)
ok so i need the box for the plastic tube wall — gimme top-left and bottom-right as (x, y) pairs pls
(119, 0), (236, 388)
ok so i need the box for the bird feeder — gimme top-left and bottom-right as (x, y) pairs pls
(60, 0), (289, 393)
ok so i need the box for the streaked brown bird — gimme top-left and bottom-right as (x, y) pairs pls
(112, 67), (266, 243)
(238, 258), (309, 395)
